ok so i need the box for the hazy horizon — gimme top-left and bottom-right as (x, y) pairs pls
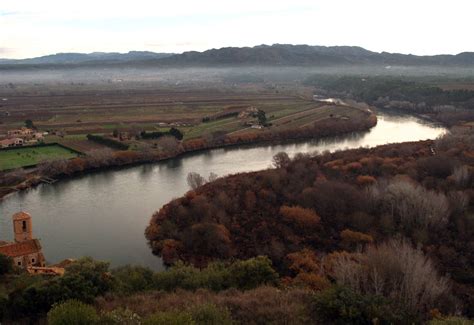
(1, 0), (473, 59)
(1, 43), (474, 61)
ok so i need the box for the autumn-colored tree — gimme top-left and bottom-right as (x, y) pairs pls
(186, 223), (232, 260)
(286, 249), (320, 274)
(285, 249), (330, 291)
(340, 229), (373, 250)
(160, 239), (182, 265)
(356, 175), (376, 186)
(280, 205), (320, 228)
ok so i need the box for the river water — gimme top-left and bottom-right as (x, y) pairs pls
(0, 113), (446, 270)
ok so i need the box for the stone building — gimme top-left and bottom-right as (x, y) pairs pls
(0, 212), (46, 268)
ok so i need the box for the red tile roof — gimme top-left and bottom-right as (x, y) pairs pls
(0, 239), (42, 257)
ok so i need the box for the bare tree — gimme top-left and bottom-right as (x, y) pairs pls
(272, 152), (291, 168)
(156, 136), (179, 154)
(448, 190), (469, 216)
(37, 159), (69, 176)
(330, 238), (450, 315)
(451, 165), (471, 188)
(187, 172), (206, 190)
(367, 180), (449, 231)
(208, 172), (218, 182)
(86, 149), (114, 168)
(0, 168), (28, 186)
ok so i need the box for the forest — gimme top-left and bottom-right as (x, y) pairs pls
(305, 75), (474, 126)
(145, 127), (474, 323)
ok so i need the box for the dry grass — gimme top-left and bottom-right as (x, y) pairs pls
(96, 286), (312, 325)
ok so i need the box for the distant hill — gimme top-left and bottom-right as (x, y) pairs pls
(160, 44), (474, 66)
(1, 44), (473, 67)
(0, 51), (173, 65)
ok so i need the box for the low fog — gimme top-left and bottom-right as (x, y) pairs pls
(1, 65), (473, 89)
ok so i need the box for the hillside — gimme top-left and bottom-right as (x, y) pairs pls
(146, 128), (474, 318)
(1, 44), (473, 68)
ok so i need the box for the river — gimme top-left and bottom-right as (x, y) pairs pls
(0, 113), (446, 270)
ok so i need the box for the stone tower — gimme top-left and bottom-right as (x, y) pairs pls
(12, 211), (33, 243)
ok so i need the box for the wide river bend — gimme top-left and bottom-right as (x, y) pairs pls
(0, 113), (446, 270)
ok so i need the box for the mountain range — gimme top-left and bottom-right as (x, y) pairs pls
(1, 44), (473, 67)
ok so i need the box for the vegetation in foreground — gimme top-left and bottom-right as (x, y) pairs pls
(2, 253), (471, 324)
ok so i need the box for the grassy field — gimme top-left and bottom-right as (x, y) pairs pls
(0, 145), (79, 170)
(0, 85), (372, 156)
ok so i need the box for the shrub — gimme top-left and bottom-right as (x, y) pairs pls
(112, 265), (154, 294)
(7, 257), (113, 318)
(310, 286), (399, 324)
(100, 308), (142, 324)
(188, 303), (233, 325)
(87, 134), (129, 150)
(143, 310), (195, 325)
(47, 300), (99, 325)
(429, 316), (474, 324)
(153, 262), (203, 291)
(0, 254), (13, 275)
(152, 257), (278, 292)
(227, 256), (279, 290)
(169, 127), (184, 140)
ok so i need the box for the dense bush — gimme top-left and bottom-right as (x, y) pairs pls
(112, 265), (154, 294)
(140, 127), (183, 140)
(87, 134), (129, 150)
(0, 254), (13, 275)
(188, 303), (233, 325)
(143, 304), (234, 325)
(143, 311), (195, 325)
(7, 258), (113, 318)
(310, 286), (401, 325)
(47, 300), (99, 325)
(151, 256), (278, 292)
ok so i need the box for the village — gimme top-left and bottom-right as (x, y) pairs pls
(0, 127), (46, 148)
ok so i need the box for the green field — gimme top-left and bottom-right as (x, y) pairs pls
(0, 145), (79, 170)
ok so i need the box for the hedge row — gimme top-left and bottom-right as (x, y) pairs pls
(86, 134), (129, 150)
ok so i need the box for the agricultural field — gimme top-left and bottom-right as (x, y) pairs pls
(0, 145), (79, 170)
(0, 83), (371, 154)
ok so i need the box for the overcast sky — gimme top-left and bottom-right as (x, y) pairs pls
(1, 0), (473, 59)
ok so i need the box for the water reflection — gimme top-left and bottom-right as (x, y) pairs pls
(0, 113), (446, 270)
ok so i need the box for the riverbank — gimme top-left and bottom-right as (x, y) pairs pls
(0, 111), (377, 200)
(0, 112), (446, 269)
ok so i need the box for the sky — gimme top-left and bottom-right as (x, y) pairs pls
(0, 0), (473, 59)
